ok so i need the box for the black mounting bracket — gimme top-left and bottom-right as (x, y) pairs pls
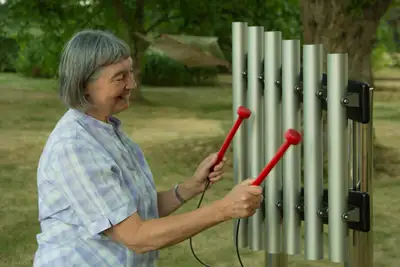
(268, 188), (371, 232)
(294, 68), (371, 124)
(240, 55), (371, 124)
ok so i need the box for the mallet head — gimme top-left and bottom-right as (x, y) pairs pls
(237, 106), (251, 119)
(284, 129), (302, 145)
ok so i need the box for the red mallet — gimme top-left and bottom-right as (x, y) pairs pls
(212, 106), (251, 168)
(252, 129), (302, 186)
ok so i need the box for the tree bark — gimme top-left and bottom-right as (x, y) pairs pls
(300, 0), (392, 85)
(111, 0), (150, 102)
(129, 37), (149, 102)
(128, 0), (147, 102)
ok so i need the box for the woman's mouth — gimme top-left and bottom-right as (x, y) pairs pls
(118, 91), (131, 100)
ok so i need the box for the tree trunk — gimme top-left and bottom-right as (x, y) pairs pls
(300, 0), (392, 85)
(299, 0), (393, 173)
(128, 0), (147, 102)
(130, 38), (149, 102)
(112, 0), (150, 103)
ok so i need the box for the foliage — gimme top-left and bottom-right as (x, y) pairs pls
(372, 43), (395, 69)
(167, 0), (301, 63)
(14, 38), (59, 78)
(377, 20), (397, 53)
(1, 0), (395, 83)
(373, 21), (398, 69)
(141, 51), (218, 86)
(372, 3), (400, 69)
(0, 36), (19, 72)
(0, 0), (302, 83)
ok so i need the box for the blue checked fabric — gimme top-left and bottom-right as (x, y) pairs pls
(34, 109), (159, 267)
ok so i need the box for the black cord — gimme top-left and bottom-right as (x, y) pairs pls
(189, 179), (245, 267)
(235, 219), (245, 267)
(189, 180), (211, 267)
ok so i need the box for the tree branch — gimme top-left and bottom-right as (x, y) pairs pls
(112, 0), (131, 25)
(80, 4), (104, 29)
(144, 14), (182, 33)
(135, 0), (145, 32)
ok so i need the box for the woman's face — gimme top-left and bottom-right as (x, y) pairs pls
(85, 57), (136, 121)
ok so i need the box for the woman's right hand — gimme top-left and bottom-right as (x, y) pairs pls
(219, 178), (263, 220)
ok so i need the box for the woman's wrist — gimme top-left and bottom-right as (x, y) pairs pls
(177, 179), (202, 202)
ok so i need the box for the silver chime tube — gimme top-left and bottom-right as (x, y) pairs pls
(232, 21), (249, 249)
(282, 40), (302, 255)
(247, 26), (265, 251)
(327, 53), (349, 263)
(303, 44), (324, 260)
(264, 31), (283, 254)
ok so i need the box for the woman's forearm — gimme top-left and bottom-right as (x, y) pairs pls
(157, 180), (200, 217)
(131, 200), (229, 253)
(157, 189), (182, 217)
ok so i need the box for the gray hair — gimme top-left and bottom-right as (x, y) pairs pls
(59, 29), (131, 110)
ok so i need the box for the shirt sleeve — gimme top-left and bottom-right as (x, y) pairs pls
(50, 141), (139, 236)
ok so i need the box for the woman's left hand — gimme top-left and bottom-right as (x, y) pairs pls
(190, 152), (226, 194)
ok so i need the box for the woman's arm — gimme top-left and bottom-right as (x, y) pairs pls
(157, 153), (226, 217)
(104, 199), (228, 253)
(104, 179), (263, 254)
(157, 179), (200, 217)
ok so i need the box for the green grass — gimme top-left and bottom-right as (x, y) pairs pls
(0, 70), (400, 267)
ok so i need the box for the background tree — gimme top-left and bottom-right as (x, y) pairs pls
(1, 0), (300, 101)
(300, 0), (394, 85)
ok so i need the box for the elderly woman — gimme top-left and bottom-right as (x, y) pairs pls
(33, 30), (263, 267)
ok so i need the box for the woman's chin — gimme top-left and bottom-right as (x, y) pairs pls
(113, 98), (130, 113)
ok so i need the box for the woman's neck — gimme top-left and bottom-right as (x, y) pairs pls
(85, 109), (110, 123)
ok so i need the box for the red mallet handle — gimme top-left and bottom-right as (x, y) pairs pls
(252, 129), (302, 186)
(213, 106), (251, 167)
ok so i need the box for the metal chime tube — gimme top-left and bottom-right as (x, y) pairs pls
(282, 40), (301, 255)
(303, 44), (324, 260)
(232, 21), (249, 249)
(263, 31), (288, 267)
(247, 26), (264, 250)
(264, 31), (283, 254)
(327, 53), (349, 263)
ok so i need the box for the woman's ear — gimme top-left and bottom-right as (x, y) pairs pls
(83, 85), (92, 103)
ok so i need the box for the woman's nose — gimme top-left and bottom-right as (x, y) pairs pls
(127, 74), (137, 89)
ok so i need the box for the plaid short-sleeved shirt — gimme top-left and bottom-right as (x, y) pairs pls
(34, 109), (159, 267)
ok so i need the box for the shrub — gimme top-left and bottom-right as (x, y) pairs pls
(372, 43), (395, 70)
(141, 50), (219, 87)
(0, 36), (19, 72)
(14, 38), (60, 78)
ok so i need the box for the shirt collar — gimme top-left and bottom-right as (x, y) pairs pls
(68, 108), (122, 133)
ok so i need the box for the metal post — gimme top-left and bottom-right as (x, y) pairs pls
(232, 21), (248, 249)
(327, 53), (349, 263)
(349, 121), (358, 191)
(247, 26), (264, 251)
(264, 31), (288, 267)
(348, 88), (374, 267)
(282, 39), (301, 255)
(265, 253), (288, 267)
(303, 44), (324, 260)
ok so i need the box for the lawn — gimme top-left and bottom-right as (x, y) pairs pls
(0, 70), (399, 267)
